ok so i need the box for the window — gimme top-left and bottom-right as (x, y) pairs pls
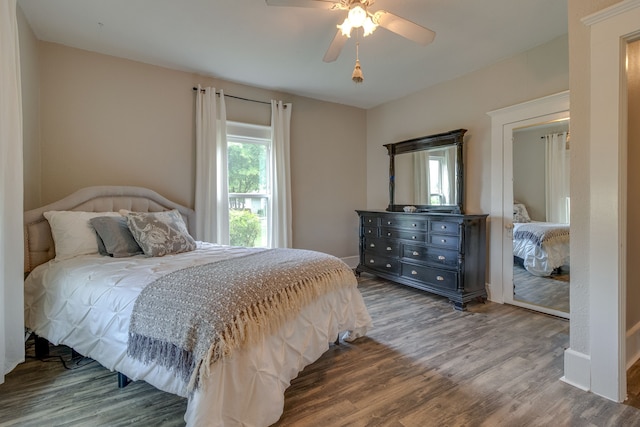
(428, 154), (450, 205)
(227, 122), (271, 247)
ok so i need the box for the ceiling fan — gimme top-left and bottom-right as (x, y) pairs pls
(265, 0), (436, 63)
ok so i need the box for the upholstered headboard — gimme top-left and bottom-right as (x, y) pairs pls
(23, 186), (196, 273)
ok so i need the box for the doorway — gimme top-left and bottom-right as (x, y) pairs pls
(511, 120), (570, 317)
(488, 91), (570, 315)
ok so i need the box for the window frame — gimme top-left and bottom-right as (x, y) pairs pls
(226, 121), (272, 248)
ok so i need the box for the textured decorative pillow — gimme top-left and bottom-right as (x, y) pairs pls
(513, 203), (531, 223)
(43, 211), (121, 260)
(125, 210), (196, 257)
(89, 216), (143, 258)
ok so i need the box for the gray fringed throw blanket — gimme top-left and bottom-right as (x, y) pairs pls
(127, 248), (356, 391)
(513, 223), (569, 247)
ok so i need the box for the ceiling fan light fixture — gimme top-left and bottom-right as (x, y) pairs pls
(347, 5), (367, 27)
(337, 18), (353, 37)
(337, 4), (378, 38)
(362, 16), (376, 36)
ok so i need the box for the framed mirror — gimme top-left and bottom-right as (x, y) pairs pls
(385, 129), (466, 214)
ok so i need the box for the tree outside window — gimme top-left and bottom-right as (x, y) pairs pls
(227, 123), (271, 247)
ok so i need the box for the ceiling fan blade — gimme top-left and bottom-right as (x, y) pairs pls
(323, 29), (349, 62)
(265, 0), (342, 9)
(374, 11), (436, 46)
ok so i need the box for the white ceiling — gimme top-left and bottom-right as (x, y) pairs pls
(18, 0), (568, 109)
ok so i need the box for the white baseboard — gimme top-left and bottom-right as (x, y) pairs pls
(561, 348), (591, 391)
(626, 321), (640, 369)
(341, 256), (359, 269)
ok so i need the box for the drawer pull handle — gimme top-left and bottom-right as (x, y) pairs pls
(441, 225), (447, 230)
(369, 259), (375, 264)
(441, 239), (447, 243)
(386, 247), (392, 251)
(367, 229), (372, 233)
(411, 270), (418, 275)
(387, 232), (392, 236)
(387, 221), (392, 225)
(386, 264), (392, 268)
(370, 243), (375, 248)
(437, 275), (444, 281)
(438, 255), (446, 260)
(412, 236), (417, 240)
(412, 223), (417, 227)
(413, 251), (420, 256)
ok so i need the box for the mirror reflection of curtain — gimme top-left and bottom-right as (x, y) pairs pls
(413, 151), (430, 205)
(444, 147), (456, 204)
(545, 132), (570, 223)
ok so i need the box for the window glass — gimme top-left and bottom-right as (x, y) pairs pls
(227, 122), (271, 247)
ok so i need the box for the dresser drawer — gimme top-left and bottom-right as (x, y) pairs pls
(362, 226), (378, 237)
(430, 221), (458, 235)
(428, 233), (459, 249)
(364, 237), (400, 257)
(380, 227), (426, 242)
(380, 217), (427, 230)
(403, 244), (458, 267)
(401, 263), (458, 290)
(361, 215), (379, 227)
(363, 254), (400, 274)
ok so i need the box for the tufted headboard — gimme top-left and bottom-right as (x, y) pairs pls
(23, 186), (196, 273)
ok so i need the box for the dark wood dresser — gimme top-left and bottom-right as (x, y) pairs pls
(356, 210), (488, 310)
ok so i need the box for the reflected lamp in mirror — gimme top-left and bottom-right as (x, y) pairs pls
(385, 129), (466, 214)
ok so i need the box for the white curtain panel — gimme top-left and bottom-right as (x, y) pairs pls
(545, 132), (570, 224)
(195, 86), (229, 244)
(413, 151), (430, 205)
(444, 147), (456, 204)
(269, 101), (292, 248)
(1, 0), (25, 382)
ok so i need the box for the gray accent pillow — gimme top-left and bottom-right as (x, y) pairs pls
(125, 209), (196, 257)
(90, 216), (143, 258)
(513, 203), (531, 223)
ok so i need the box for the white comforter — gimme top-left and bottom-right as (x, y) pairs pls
(513, 222), (570, 276)
(24, 242), (372, 426)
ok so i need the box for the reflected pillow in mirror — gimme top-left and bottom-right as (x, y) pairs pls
(513, 203), (531, 223)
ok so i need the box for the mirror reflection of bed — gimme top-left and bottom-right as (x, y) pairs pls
(512, 121), (570, 315)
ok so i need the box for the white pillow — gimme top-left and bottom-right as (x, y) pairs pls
(43, 211), (121, 260)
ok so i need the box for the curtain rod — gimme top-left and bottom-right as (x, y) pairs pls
(540, 131), (570, 139)
(192, 87), (280, 107)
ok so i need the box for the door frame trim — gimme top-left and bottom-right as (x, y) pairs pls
(487, 91), (570, 304)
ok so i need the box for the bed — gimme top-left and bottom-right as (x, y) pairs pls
(512, 203), (570, 277)
(23, 185), (372, 427)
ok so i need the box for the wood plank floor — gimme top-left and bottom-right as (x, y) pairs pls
(2, 274), (640, 426)
(512, 262), (570, 313)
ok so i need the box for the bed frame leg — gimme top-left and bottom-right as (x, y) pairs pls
(334, 334), (340, 345)
(34, 335), (50, 358)
(118, 372), (130, 388)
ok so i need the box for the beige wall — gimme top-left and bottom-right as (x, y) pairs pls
(512, 122), (570, 223)
(366, 35), (569, 312)
(627, 39), (640, 330)
(33, 42), (366, 258)
(366, 35), (569, 217)
(512, 127), (547, 222)
(17, 4), (40, 210)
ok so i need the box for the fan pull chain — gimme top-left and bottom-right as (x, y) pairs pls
(352, 40), (364, 83)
